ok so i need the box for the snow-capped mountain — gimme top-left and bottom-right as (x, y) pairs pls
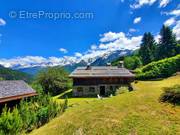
(16, 49), (133, 75)
(91, 49), (132, 66)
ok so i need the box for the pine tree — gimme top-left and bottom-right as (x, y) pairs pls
(139, 32), (156, 65)
(157, 25), (177, 59)
(176, 40), (180, 54)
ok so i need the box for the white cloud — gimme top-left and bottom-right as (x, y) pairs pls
(99, 43), (107, 49)
(0, 31), (143, 68)
(98, 31), (142, 51)
(0, 56), (78, 68)
(59, 48), (68, 53)
(91, 45), (97, 50)
(133, 17), (141, 24)
(162, 9), (180, 16)
(169, 9), (180, 16)
(129, 28), (137, 32)
(164, 17), (176, 26)
(130, 0), (157, 9)
(161, 6), (180, 40)
(100, 32), (125, 42)
(70, 32), (142, 63)
(0, 18), (6, 26)
(130, 0), (171, 9)
(159, 0), (170, 8)
(0, 56), (47, 68)
(48, 57), (64, 65)
(173, 21), (180, 40)
(155, 34), (161, 43)
(127, 28), (138, 37)
(75, 52), (82, 57)
(81, 50), (107, 63)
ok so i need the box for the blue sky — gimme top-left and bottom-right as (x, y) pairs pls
(0, 0), (179, 68)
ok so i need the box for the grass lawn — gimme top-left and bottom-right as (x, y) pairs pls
(30, 75), (180, 135)
(53, 89), (97, 106)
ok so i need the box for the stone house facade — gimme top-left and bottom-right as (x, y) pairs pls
(69, 64), (135, 97)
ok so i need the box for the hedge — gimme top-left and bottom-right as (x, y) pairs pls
(136, 54), (180, 80)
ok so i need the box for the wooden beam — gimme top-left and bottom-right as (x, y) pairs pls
(0, 92), (38, 103)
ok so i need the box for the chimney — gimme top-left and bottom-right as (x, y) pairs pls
(118, 61), (124, 68)
(86, 63), (91, 70)
(106, 63), (111, 66)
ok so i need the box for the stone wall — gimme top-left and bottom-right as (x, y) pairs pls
(73, 84), (129, 97)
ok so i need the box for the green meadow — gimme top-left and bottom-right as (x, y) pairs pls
(30, 75), (180, 135)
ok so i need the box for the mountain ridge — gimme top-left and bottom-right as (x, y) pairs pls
(0, 65), (32, 82)
(15, 49), (133, 75)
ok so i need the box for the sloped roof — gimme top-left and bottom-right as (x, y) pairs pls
(0, 80), (37, 103)
(69, 66), (135, 78)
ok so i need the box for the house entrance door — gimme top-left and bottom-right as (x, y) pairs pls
(100, 86), (105, 96)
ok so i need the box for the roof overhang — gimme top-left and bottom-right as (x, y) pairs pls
(0, 92), (38, 103)
(69, 75), (135, 78)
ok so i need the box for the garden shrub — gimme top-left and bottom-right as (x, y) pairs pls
(160, 85), (180, 105)
(115, 87), (129, 95)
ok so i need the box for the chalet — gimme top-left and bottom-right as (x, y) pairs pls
(0, 80), (37, 105)
(69, 62), (135, 97)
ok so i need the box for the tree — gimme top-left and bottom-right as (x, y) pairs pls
(124, 56), (142, 70)
(139, 32), (156, 65)
(36, 67), (72, 95)
(157, 25), (177, 59)
(175, 40), (180, 54)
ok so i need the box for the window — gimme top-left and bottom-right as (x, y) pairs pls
(89, 87), (95, 92)
(110, 86), (113, 91)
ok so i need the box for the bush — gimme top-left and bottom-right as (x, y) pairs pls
(0, 106), (23, 135)
(115, 87), (129, 95)
(37, 107), (49, 126)
(160, 85), (180, 105)
(0, 93), (68, 134)
(19, 101), (37, 131)
(136, 54), (180, 80)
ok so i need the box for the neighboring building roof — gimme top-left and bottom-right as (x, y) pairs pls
(69, 66), (135, 78)
(0, 80), (37, 103)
